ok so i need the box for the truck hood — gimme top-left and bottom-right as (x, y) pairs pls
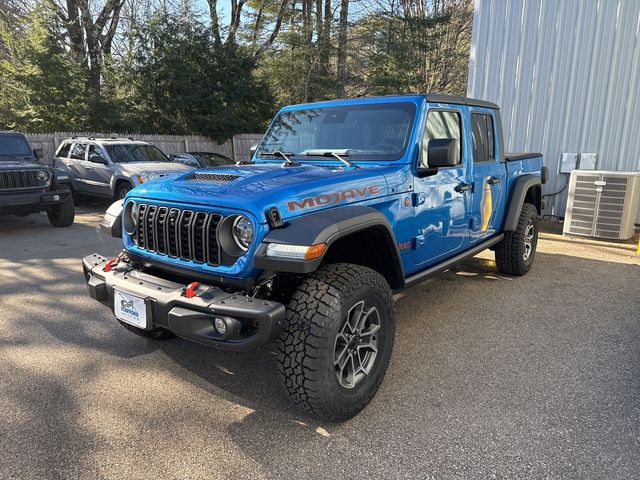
(0, 160), (42, 170)
(131, 163), (391, 222)
(118, 162), (193, 176)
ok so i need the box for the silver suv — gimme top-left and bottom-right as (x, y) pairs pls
(54, 137), (194, 200)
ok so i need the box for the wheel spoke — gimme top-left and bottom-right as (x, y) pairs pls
(342, 354), (355, 388)
(334, 342), (349, 367)
(360, 323), (380, 337)
(346, 301), (364, 334)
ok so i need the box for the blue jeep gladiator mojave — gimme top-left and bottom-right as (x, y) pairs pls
(83, 94), (547, 420)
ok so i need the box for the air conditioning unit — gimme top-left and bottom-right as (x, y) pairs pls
(563, 170), (640, 240)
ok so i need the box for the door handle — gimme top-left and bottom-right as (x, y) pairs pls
(487, 176), (501, 185)
(454, 182), (473, 193)
(85, 166), (93, 170)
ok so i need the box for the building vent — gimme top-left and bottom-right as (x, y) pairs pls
(563, 170), (640, 240)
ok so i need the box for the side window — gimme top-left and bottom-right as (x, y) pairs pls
(88, 144), (107, 161)
(56, 143), (71, 158)
(422, 110), (461, 167)
(471, 113), (495, 163)
(70, 143), (87, 160)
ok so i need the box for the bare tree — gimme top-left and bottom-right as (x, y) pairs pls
(50, 0), (126, 92)
(208, 0), (289, 57)
(336, 0), (348, 97)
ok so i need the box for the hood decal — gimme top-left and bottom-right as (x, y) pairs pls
(286, 185), (381, 212)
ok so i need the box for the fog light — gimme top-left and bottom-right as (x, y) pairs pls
(214, 317), (227, 335)
(53, 194), (60, 201)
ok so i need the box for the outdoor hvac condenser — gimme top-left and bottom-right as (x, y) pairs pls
(563, 170), (640, 240)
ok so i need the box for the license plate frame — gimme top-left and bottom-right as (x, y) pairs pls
(114, 289), (148, 329)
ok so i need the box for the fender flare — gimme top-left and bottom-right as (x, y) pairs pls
(253, 205), (404, 285)
(110, 175), (134, 195)
(503, 175), (542, 232)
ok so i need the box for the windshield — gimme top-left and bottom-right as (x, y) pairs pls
(0, 135), (32, 159)
(258, 102), (417, 161)
(195, 153), (234, 167)
(105, 144), (169, 163)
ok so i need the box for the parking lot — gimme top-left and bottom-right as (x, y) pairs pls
(1, 204), (639, 479)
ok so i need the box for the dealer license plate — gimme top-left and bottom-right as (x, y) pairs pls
(114, 289), (147, 329)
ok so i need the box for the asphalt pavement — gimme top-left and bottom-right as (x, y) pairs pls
(1, 204), (639, 479)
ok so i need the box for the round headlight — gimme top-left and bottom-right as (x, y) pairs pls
(37, 170), (50, 182)
(123, 201), (138, 235)
(232, 215), (254, 251)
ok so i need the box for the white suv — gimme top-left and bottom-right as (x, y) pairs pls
(54, 137), (194, 200)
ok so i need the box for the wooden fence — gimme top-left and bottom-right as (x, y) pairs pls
(23, 132), (264, 166)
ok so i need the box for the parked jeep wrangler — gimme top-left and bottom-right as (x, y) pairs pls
(1, 131), (75, 227)
(83, 94), (547, 420)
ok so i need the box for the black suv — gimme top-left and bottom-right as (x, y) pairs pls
(0, 131), (75, 227)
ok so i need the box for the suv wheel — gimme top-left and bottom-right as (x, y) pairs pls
(495, 202), (539, 275)
(115, 183), (132, 200)
(278, 263), (395, 421)
(47, 195), (75, 227)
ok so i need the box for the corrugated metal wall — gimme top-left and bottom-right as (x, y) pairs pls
(467, 0), (640, 222)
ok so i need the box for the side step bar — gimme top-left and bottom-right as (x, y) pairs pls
(404, 234), (505, 289)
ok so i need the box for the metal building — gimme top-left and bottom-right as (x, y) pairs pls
(467, 0), (640, 222)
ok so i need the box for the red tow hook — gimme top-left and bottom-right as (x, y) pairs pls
(185, 281), (200, 299)
(103, 259), (118, 272)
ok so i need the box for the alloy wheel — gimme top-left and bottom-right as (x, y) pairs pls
(523, 220), (535, 261)
(333, 301), (381, 389)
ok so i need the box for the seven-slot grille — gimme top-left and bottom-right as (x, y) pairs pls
(193, 172), (240, 182)
(135, 204), (223, 265)
(0, 170), (44, 190)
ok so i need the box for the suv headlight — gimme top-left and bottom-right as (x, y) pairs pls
(136, 172), (159, 184)
(123, 201), (138, 235)
(37, 170), (50, 182)
(232, 215), (254, 251)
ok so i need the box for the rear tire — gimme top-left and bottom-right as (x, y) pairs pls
(278, 263), (395, 421)
(47, 195), (75, 227)
(495, 202), (538, 275)
(117, 321), (176, 340)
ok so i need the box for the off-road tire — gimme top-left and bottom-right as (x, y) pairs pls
(278, 263), (395, 421)
(115, 182), (132, 200)
(495, 202), (538, 276)
(117, 320), (176, 340)
(47, 195), (75, 227)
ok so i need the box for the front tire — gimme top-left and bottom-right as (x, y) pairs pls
(278, 264), (395, 421)
(47, 196), (75, 227)
(115, 182), (132, 200)
(495, 202), (539, 275)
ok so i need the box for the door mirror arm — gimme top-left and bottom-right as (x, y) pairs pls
(416, 167), (438, 178)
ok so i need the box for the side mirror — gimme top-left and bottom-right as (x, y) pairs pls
(249, 144), (258, 158)
(33, 148), (43, 159)
(89, 154), (108, 165)
(427, 138), (459, 168)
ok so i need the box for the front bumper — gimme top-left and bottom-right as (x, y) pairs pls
(0, 187), (70, 215)
(82, 253), (286, 351)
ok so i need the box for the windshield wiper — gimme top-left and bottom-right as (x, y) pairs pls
(304, 149), (357, 168)
(258, 150), (300, 167)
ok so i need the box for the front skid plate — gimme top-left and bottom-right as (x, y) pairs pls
(82, 253), (286, 351)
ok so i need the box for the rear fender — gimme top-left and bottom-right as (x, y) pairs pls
(503, 175), (542, 232)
